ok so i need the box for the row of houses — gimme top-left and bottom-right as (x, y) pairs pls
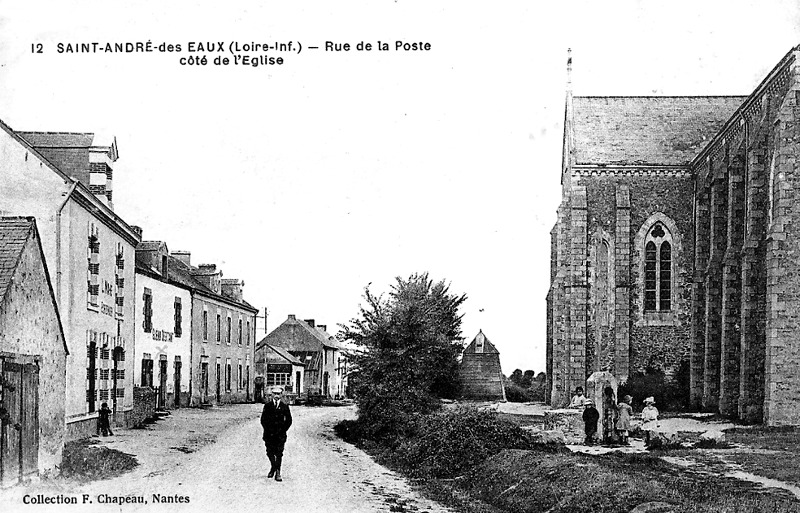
(0, 120), (305, 485)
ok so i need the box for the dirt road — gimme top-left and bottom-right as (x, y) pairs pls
(3, 404), (453, 513)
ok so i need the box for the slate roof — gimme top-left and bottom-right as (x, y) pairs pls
(16, 131), (95, 148)
(463, 330), (500, 354)
(263, 343), (304, 366)
(0, 217), (35, 305)
(571, 96), (747, 166)
(137, 241), (164, 252)
(258, 315), (340, 353)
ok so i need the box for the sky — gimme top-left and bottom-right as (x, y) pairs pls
(0, 1), (798, 374)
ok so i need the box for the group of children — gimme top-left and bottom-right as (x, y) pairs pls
(570, 387), (659, 446)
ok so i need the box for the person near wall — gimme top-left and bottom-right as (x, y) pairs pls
(569, 387), (587, 408)
(602, 386), (618, 444)
(261, 386), (293, 482)
(582, 399), (600, 446)
(97, 402), (114, 436)
(616, 395), (633, 445)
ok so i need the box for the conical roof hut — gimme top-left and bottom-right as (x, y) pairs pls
(459, 330), (506, 401)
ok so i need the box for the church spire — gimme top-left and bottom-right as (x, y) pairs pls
(562, 48), (575, 181)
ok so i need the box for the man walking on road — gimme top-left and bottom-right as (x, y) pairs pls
(261, 386), (293, 482)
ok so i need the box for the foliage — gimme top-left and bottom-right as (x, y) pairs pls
(60, 439), (138, 481)
(619, 360), (690, 412)
(396, 408), (548, 478)
(505, 370), (547, 402)
(340, 273), (466, 443)
(505, 382), (536, 402)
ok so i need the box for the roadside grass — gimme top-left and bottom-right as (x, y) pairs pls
(59, 439), (138, 482)
(724, 425), (800, 484)
(338, 406), (800, 513)
(455, 449), (800, 513)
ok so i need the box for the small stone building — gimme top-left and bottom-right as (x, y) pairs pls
(254, 342), (305, 402)
(460, 330), (506, 401)
(257, 315), (341, 398)
(0, 217), (68, 484)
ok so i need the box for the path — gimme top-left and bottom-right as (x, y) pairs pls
(2, 404), (453, 513)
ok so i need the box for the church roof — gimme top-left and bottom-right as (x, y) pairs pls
(572, 96), (746, 166)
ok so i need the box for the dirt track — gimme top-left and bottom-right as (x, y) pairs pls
(2, 404), (453, 513)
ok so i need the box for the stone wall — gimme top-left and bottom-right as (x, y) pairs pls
(131, 387), (157, 428)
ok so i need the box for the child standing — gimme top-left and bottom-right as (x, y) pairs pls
(97, 402), (114, 436)
(582, 399), (600, 446)
(616, 395), (633, 445)
(641, 396), (659, 445)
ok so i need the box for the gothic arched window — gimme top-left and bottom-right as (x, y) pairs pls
(643, 223), (672, 312)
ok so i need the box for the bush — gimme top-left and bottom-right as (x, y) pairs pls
(619, 361), (689, 412)
(60, 439), (138, 481)
(505, 382), (535, 403)
(396, 407), (542, 478)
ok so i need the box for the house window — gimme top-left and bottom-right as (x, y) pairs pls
(174, 297), (182, 337)
(203, 310), (208, 341)
(115, 243), (125, 317)
(216, 314), (221, 343)
(143, 288), (153, 332)
(238, 363), (243, 390)
(238, 319), (242, 345)
(226, 362), (232, 392)
(266, 373), (291, 388)
(643, 223), (672, 312)
(226, 317), (231, 345)
(87, 224), (100, 307)
(246, 321), (251, 346)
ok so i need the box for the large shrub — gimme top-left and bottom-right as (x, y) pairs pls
(396, 407), (539, 478)
(341, 273), (466, 443)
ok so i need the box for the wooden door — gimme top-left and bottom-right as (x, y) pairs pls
(1, 360), (39, 485)
(173, 361), (182, 408)
(200, 363), (208, 404)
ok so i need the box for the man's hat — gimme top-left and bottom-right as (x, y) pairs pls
(271, 386), (284, 394)
(585, 399), (594, 405)
(644, 396), (656, 404)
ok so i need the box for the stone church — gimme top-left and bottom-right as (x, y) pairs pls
(547, 45), (800, 426)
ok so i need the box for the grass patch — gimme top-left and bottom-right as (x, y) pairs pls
(60, 439), (138, 482)
(455, 449), (800, 513)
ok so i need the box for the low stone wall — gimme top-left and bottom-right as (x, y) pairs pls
(131, 387), (157, 428)
(543, 408), (584, 444)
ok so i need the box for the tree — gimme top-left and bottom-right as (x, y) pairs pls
(509, 369), (524, 387)
(522, 370), (535, 389)
(340, 273), (467, 442)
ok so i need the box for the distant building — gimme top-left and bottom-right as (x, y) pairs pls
(0, 217), (67, 483)
(258, 315), (342, 398)
(133, 241), (192, 409)
(460, 330), (506, 401)
(133, 246), (259, 407)
(0, 124), (140, 439)
(254, 342), (305, 402)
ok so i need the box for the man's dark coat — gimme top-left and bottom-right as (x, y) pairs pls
(261, 399), (292, 442)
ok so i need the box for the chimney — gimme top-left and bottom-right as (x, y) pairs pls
(318, 324), (327, 332)
(190, 264), (222, 294)
(172, 251), (191, 266)
(304, 319), (315, 328)
(288, 314), (296, 321)
(221, 279), (244, 302)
